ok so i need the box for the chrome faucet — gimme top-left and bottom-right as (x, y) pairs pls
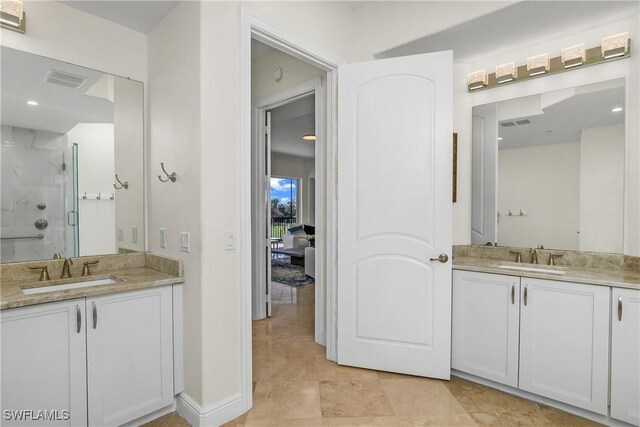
(529, 248), (539, 264)
(61, 258), (74, 278)
(509, 250), (523, 263)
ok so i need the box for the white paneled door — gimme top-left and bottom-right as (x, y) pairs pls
(337, 51), (453, 378)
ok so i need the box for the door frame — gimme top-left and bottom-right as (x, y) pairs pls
(252, 78), (322, 328)
(240, 6), (343, 412)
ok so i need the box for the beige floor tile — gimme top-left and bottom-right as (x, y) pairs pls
(407, 414), (478, 426)
(453, 387), (542, 414)
(322, 416), (415, 426)
(245, 418), (324, 426)
(247, 381), (322, 420)
(539, 407), (604, 426)
(319, 379), (394, 418)
(469, 411), (551, 426)
(142, 412), (191, 427)
(382, 378), (467, 416)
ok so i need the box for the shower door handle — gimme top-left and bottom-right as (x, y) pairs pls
(67, 211), (77, 227)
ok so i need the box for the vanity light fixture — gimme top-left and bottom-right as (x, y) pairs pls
(527, 53), (550, 76)
(302, 134), (316, 141)
(26, 100), (38, 106)
(467, 70), (488, 91)
(611, 106), (623, 113)
(0, 0), (25, 33)
(495, 62), (518, 84)
(601, 33), (629, 59)
(561, 44), (586, 69)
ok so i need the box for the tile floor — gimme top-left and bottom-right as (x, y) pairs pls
(146, 282), (602, 427)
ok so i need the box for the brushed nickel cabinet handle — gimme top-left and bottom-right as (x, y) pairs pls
(618, 296), (623, 321)
(524, 285), (528, 306)
(92, 301), (97, 329)
(76, 305), (81, 333)
(429, 254), (449, 263)
(511, 285), (515, 304)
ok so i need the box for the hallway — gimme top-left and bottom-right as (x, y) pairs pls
(222, 283), (600, 426)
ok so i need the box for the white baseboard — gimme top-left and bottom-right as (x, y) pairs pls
(176, 392), (247, 427)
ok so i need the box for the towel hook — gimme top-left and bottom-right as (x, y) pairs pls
(113, 174), (129, 190)
(158, 163), (177, 183)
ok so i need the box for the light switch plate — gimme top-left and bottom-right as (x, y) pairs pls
(225, 231), (236, 250)
(117, 227), (124, 241)
(132, 226), (138, 244)
(180, 232), (190, 253)
(160, 228), (167, 248)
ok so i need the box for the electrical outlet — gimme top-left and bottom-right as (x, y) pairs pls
(132, 226), (138, 244)
(117, 227), (124, 241)
(225, 231), (236, 250)
(160, 228), (167, 248)
(180, 232), (190, 253)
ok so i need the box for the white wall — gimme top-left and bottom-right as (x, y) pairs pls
(579, 124), (625, 253)
(67, 123), (116, 256)
(252, 48), (324, 101)
(0, 1), (147, 82)
(147, 1), (203, 405)
(467, 18), (640, 255)
(498, 142), (580, 250)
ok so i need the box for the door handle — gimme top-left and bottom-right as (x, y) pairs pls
(92, 301), (97, 329)
(67, 211), (77, 227)
(511, 284), (515, 304)
(524, 285), (528, 306)
(76, 305), (81, 333)
(618, 296), (623, 321)
(429, 254), (449, 263)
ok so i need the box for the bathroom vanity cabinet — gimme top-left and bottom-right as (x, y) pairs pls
(453, 270), (611, 416)
(1, 285), (178, 427)
(610, 287), (640, 426)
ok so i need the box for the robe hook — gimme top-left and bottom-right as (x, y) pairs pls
(158, 163), (177, 183)
(114, 174), (129, 190)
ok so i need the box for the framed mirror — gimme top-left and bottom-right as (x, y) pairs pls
(1, 47), (144, 263)
(471, 78), (625, 252)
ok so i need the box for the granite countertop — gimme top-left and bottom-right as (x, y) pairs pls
(1, 266), (184, 310)
(453, 256), (640, 290)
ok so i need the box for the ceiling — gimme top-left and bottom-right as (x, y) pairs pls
(58, 1), (179, 34)
(270, 95), (315, 159)
(1, 47), (115, 135)
(378, 1), (640, 62)
(494, 80), (625, 150)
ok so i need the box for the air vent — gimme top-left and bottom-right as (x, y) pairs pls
(500, 122), (516, 127)
(516, 119), (531, 125)
(45, 69), (87, 89)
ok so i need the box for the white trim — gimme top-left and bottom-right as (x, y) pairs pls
(452, 371), (633, 427)
(240, 5), (343, 419)
(176, 393), (245, 427)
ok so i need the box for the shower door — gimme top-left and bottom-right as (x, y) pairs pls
(63, 143), (80, 257)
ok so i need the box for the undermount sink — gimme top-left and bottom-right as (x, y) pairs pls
(494, 262), (568, 275)
(22, 277), (120, 295)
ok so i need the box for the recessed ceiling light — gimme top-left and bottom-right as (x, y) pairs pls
(302, 134), (316, 141)
(26, 100), (38, 106)
(497, 137), (503, 141)
(611, 107), (623, 113)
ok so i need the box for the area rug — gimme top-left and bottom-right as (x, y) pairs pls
(271, 259), (314, 286)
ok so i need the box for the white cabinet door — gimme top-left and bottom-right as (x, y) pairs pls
(452, 270), (520, 387)
(86, 286), (174, 426)
(611, 287), (640, 426)
(519, 278), (609, 415)
(1, 299), (87, 427)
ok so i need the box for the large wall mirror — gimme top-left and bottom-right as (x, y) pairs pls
(1, 47), (144, 263)
(472, 78), (625, 252)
